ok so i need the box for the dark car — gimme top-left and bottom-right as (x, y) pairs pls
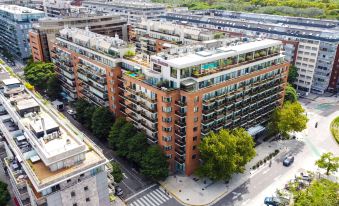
(283, 156), (294, 166)
(264, 197), (282, 206)
(115, 186), (123, 196)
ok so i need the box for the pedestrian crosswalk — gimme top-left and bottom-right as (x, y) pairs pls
(128, 188), (172, 206)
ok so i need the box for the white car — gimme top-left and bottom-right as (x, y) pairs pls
(67, 109), (76, 115)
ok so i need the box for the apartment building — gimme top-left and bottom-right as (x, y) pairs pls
(118, 39), (289, 174)
(51, 27), (132, 106)
(161, 10), (339, 94)
(0, 5), (45, 61)
(131, 19), (224, 55)
(51, 27), (288, 175)
(82, 0), (166, 24)
(29, 14), (128, 62)
(0, 77), (110, 206)
(43, 0), (72, 17)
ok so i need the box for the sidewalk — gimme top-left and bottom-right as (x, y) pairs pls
(160, 140), (294, 206)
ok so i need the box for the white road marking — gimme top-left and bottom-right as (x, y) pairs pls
(262, 168), (271, 174)
(146, 193), (162, 205)
(136, 199), (145, 206)
(123, 173), (128, 179)
(151, 190), (167, 202)
(149, 192), (165, 204)
(125, 184), (157, 201)
(154, 188), (170, 200)
(142, 196), (157, 206)
(139, 196), (154, 206)
(274, 175), (282, 181)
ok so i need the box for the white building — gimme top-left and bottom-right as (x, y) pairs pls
(0, 78), (110, 206)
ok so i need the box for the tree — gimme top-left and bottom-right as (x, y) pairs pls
(269, 102), (308, 137)
(110, 162), (123, 183)
(197, 128), (256, 181)
(74, 99), (89, 124)
(141, 145), (169, 180)
(91, 107), (114, 140)
(23, 61), (55, 91)
(284, 83), (298, 103)
(46, 74), (61, 100)
(315, 152), (339, 175)
(127, 132), (148, 164)
(116, 122), (137, 157)
(0, 181), (10, 206)
(288, 65), (298, 84)
(293, 178), (339, 206)
(108, 117), (127, 149)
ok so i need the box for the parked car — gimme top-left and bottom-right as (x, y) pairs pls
(283, 156), (294, 166)
(264, 197), (282, 206)
(67, 109), (76, 116)
(115, 186), (123, 196)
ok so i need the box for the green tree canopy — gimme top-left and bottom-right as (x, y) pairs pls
(315, 152), (339, 175)
(110, 162), (123, 183)
(288, 65), (298, 84)
(269, 101), (308, 136)
(108, 117), (127, 149)
(0, 181), (10, 206)
(23, 61), (55, 90)
(284, 83), (298, 103)
(127, 132), (148, 164)
(197, 128), (256, 181)
(141, 145), (169, 180)
(74, 99), (93, 127)
(91, 107), (114, 140)
(116, 122), (137, 157)
(46, 74), (61, 100)
(293, 178), (339, 206)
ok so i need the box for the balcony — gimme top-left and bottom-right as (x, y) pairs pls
(175, 110), (186, 117)
(175, 137), (185, 146)
(175, 100), (187, 107)
(175, 147), (185, 156)
(139, 93), (157, 103)
(140, 120), (157, 132)
(175, 155), (185, 164)
(191, 52), (281, 78)
(140, 111), (157, 122)
(139, 101), (157, 113)
(175, 120), (186, 128)
(175, 129), (186, 137)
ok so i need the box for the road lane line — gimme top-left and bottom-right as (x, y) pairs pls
(121, 180), (135, 193)
(125, 184), (157, 201)
(262, 168), (271, 174)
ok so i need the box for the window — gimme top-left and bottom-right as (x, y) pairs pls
(163, 145), (172, 151)
(84, 186), (88, 191)
(162, 136), (172, 142)
(73, 204), (77, 206)
(80, 174), (85, 178)
(86, 198), (90, 202)
(193, 127), (198, 132)
(162, 97), (172, 103)
(193, 136), (197, 141)
(192, 154), (197, 159)
(194, 117), (198, 122)
(67, 179), (71, 183)
(194, 107), (199, 113)
(162, 127), (172, 132)
(71, 191), (76, 197)
(194, 96), (199, 103)
(162, 117), (172, 123)
(162, 106), (172, 113)
(193, 145), (196, 150)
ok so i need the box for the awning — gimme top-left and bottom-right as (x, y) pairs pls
(247, 125), (265, 136)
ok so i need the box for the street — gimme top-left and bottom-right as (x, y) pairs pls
(214, 94), (339, 206)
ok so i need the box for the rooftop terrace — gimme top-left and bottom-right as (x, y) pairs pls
(0, 4), (44, 14)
